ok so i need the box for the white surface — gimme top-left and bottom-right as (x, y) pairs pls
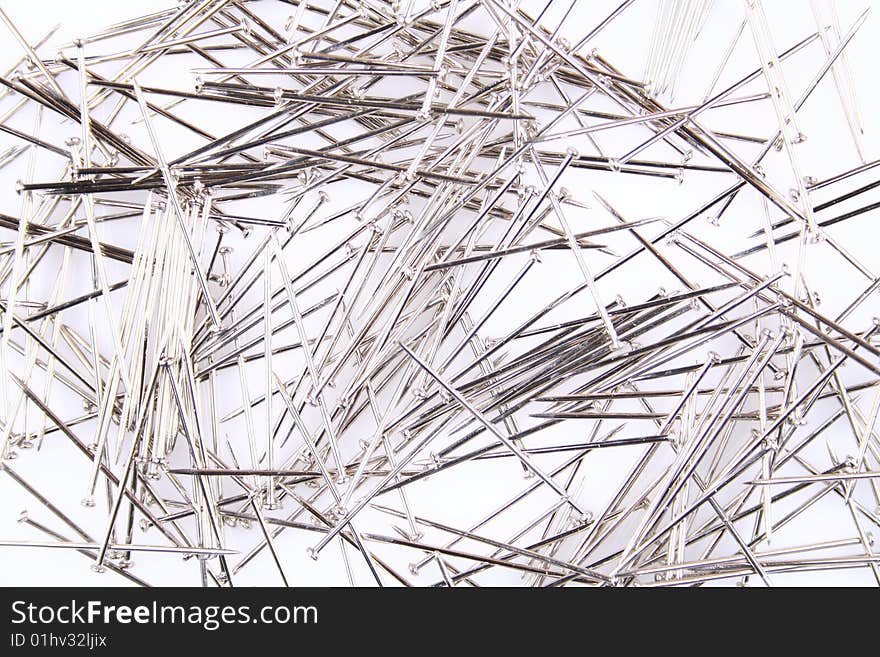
(0, 0), (879, 586)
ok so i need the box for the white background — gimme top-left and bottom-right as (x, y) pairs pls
(1, 0), (879, 586)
